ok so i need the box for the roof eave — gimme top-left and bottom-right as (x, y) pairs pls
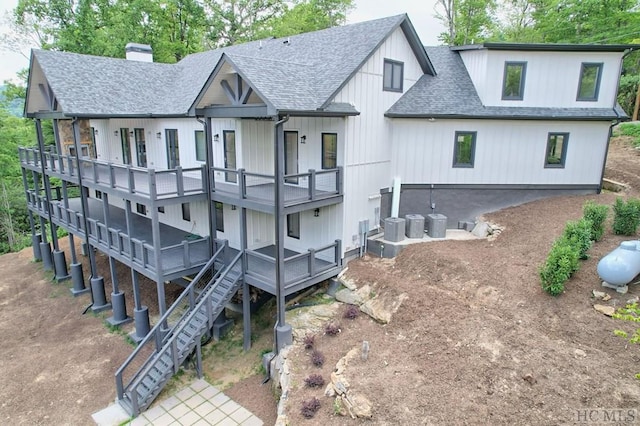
(278, 108), (360, 117)
(453, 43), (640, 52)
(385, 112), (622, 121)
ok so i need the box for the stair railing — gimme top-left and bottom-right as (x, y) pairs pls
(115, 240), (227, 403)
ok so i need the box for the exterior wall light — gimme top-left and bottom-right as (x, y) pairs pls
(156, 132), (162, 139)
(114, 130), (119, 137)
(314, 208), (320, 217)
(214, 134), (220, 143)
(300, 135), (306, 144)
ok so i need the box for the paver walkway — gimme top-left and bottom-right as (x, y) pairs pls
(92, 378), (263, 426)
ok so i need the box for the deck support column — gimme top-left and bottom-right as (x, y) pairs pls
(68, 230), (88, 295)
(240, 207), (251, 351)
(21, 167), (41, 261)
(125, 200), (150, 342)
(150, 202), (167, 317)
(72, 118), (109, 312)
(203, 117), (217, 252)
(48, 118), (70, 282)
(32, 162), (52, 270)
(106, 256), (132, 326)
(274, 116), (292, 352)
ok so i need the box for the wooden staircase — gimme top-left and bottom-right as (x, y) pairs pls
(115, 241), (242, 417)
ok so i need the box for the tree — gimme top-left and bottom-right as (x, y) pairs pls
(435, 0), (497, 45)
(259, 0), (354, 39)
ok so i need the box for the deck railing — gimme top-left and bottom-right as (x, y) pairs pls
(245, 240), (342, 290)
(19, 147), (207, 199)
(26, 192), (210, 276)
(210, 166), (343, 206)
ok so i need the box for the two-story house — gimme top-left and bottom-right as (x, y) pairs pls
(18, 14), (636, 416)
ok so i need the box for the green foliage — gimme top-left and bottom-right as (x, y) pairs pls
(617, 122), (640, 147)
(612, 197), (640, 236)
(562, 218), (593, 259)
(618, 74), (640, 121)
(539, 237), (580, 296)
(582, 201), (608, 242)
(435, 0), (498, 45)
(613, 304), (640, 379)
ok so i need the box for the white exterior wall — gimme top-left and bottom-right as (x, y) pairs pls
(459, 49), (622, 108)
(333, 26), (424, 254)
(391, 119), (611, 186)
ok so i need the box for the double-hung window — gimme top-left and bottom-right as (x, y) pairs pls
(383, 59), (404, 92)
(502, 62), (527, 100)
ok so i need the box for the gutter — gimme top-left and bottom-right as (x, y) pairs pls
(598, 47), (639, 193)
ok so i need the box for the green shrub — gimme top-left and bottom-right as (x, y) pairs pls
(540, 238), (580, 296)
(563, 218), (593, 259)
(618, 122), (640, 147)
(583, 200), (608, 241)
(612, 197), (640, 235)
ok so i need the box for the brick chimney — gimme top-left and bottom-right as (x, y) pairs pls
(125, 43), (153, 62)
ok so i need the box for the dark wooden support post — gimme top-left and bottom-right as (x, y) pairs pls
(274, 116), (292, 352)
(34, 119), (55, 272)
(125, 199), (150, 342)
(21, 167), (41, 261)
(150, 202), (166, 316)
(203, 117), (216, 256)
(240, 206), (251, 351)
(72, 118), (110, 312)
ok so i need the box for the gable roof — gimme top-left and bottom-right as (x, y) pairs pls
(188, 14), (433, 115)
(386, 46), (627, 121)
(25, 14), (433, 118)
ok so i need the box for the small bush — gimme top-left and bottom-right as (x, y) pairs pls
(562, 218), (593, 259)
(311, 350), (325, 367)
(343, 305), (359, 320)
(303, 334), (315, 350)
(324, 323), (341, 336)
(612, 197), (640, 235)
(583, 201), (608, 241)
(540, 238), (580, 296)
(301, 397), (321, 418)
(304, 373), (325, 388)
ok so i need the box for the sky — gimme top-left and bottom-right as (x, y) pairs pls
(0, 0), (445, 83)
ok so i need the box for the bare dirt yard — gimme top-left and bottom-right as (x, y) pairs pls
(1, 135), (640, 425)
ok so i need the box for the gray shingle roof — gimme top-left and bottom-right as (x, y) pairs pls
(386, 46), (626, 121)
(28, 14), (424, 117)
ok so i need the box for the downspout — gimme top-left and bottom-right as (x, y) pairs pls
(274, 114), (291, 353)
(598, 47), (639, 193)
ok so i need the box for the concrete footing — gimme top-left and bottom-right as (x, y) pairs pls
(106, 292), (132, 326)
(53, 250), (71, 282)
(69, 263), (89, 296)
(90, 276), (111, 313)
(40, 241), (53, 271)
(130, 306), (151, 343)
(32, 234), (42, 261)
(276, 324), (293, 351)
(212, 312), (234, 341)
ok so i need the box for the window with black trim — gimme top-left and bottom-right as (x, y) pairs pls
(453, 131), (476, 168)
(182, 203), (190, 221)
(322, 133), (337, 169)
(545, 133), (569, 168)
(195, 130), (205, 162)
(502, 62), (527, 100)
(383, 59), (404, 92)
(95, 190), (102, 199)
(287, 213), (300, 239)
(215, 202), (224, 232)
(136, 203), (146, 215)
(577, 63), (603, 101)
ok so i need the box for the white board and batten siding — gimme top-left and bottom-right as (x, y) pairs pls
(332, 26), (424, 253)
(459, 49), (622, 108)
(391, 119), (611, 186)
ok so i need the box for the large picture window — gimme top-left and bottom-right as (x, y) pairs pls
(502, 62), (527, 100)
(577, 63), (603, 101)
(545, 133), (569, 168)
(383, 59), (404, 92)
(322, 133), (337, 169)
(453, 131), (477, 168)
